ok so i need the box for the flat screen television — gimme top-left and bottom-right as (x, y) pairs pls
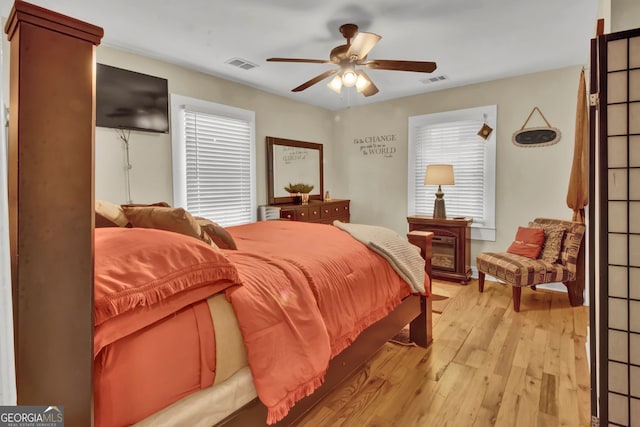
(96, 64), (169, 133)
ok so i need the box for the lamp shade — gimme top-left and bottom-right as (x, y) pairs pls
(424, 164), (455, 186)
(327, 75), (342, 94)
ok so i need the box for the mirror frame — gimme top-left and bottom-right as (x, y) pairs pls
(267, 136), (324, 205)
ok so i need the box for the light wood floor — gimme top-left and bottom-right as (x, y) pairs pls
(297, 279), (590, 427)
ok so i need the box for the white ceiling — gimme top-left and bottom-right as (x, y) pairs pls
(2, 0), (599, 111)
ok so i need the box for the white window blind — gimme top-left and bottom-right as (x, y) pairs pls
(172, 95), (256, 227)
(408, 105), (496, 241)
(413, 120), (486, 223)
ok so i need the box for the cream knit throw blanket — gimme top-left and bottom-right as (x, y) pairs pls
(333, 220), (425, 293)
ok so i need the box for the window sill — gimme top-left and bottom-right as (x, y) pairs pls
(471, 225), (495, 241)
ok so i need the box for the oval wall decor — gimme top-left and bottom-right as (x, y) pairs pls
(512, 107), (561, 147)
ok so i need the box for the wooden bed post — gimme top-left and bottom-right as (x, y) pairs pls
(407, 230), (433, 347)
(5, 2), (102, 426)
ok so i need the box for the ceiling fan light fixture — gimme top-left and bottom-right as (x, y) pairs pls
(342, 68), (357, 87)
(355, 72), (371, 93)
(327, 75), (342, 94)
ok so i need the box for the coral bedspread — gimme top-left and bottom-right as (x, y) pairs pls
(225, 221), (413, 423)
(94, 221), (420, 425)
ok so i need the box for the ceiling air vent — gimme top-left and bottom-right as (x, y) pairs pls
(421, 75), (448, 84)
(225, 58), (258, 70)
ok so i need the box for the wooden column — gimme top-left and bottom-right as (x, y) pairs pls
(5, 2), (102, 426)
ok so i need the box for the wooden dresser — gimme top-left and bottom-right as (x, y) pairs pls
(262, 199), (350, 224)
(407, 216), (472, 284)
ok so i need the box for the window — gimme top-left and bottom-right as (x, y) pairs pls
(408, 105), (496, 241)
(171, 94), (256, 227)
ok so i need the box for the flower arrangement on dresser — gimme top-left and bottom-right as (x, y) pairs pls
(284, 183), (314, 205)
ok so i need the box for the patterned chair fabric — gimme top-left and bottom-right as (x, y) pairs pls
(476, 252), (571, 287)
(476, 218), (586, 288)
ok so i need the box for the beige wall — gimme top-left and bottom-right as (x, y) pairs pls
(94, 46), (334, 206)
(611, 0), (640, 32)
(332, 65), (584, 262)
(3, 29), (587, 266)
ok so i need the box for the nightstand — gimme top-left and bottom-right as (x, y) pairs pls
(407, 216), (472, 284)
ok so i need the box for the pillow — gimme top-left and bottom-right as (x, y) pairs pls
(528, 221), (566, 263)
(122, 205), (219, 250)
(94, 227), (240, 328)
(507, 226), (545, 259)
(95, 200), (129, 227)
(96, 213), (121, 228)
(121, 201), (171, 208)
(195, 217), (238, 250)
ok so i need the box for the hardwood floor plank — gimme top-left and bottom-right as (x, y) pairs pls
(451, 367), (493, 426)
(481, 373), (509, 421)
(558, 335), (580, 427)
(537, 412), (560, 427)
(494, 365), (526, 426)
(526, 328), (549, 380)
(296, 279), (590, 427)
(539, 372), (559, 416)
(574, 338), (591, 427)
(515, 375), (542, 427)
(429, 362), (477, 426)
(543, 331), (562, 377)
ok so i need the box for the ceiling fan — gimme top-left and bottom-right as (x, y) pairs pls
(267, 23), (437, 97)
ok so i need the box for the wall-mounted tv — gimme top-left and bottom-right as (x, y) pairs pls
(96, 64), (169, 133)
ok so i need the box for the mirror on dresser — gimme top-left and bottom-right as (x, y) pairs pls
(267, 136), (324, 205)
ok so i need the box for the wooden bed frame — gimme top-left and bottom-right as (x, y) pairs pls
(5, 2), (433, 426)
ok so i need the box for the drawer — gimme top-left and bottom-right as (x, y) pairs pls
(320, 201), (350, 219)
(308, 206), (321, 221)
(280, 207), (309, 221)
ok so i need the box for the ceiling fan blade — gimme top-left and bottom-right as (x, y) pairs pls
(346, 32), (381, 60)
(364, 60), (437, 73)
(267, 58), (333, 64)
(356, 70), (379, 97)
(292, 69), (338, 92)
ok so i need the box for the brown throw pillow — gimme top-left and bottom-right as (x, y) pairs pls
(96, 213), (121, 228)
(195, 217), (238, 250)
(122, 206), (220, 251)
(529, 221), (566, 263)
(121, 201), (171, 208)
(96, 200), (129, 227)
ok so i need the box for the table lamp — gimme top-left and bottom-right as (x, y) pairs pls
(424, 164), (455, 219)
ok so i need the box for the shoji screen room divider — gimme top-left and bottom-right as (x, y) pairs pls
(591, 27), (640, 426)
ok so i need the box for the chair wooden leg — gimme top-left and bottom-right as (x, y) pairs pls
(478, 272), (485, 292)
(512, 286), (521, 312)
(531, 285), (537, 291)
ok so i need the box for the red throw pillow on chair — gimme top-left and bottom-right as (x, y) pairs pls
(507, 226), (545, 259)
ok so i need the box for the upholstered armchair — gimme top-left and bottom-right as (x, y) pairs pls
(476, 218), (586, 312)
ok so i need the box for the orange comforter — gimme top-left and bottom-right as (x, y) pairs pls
(225, 221), (413, 423)
(94, 222), (420, 426)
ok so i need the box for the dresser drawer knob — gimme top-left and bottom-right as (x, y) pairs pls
(286, 215), (292, 219)
(313, 211), (317, 215)
(300, 213), (305, 217)
(324, 209), (329, 213)
(344, 206), (348, 210)
(335, 208), (339, 212)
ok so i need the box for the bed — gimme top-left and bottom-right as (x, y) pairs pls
(93, 216), (432, 427)
(4, 3), (432, 426)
